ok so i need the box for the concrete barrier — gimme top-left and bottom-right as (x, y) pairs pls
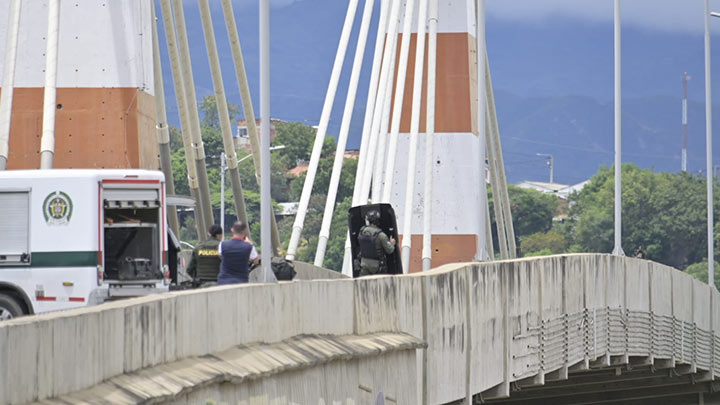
(2, 254), (719, 404)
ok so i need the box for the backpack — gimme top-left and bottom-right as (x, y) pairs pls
(249, 257), (297, 281)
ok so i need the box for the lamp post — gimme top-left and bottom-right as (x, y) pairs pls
(708, 7), (718, 286)
(536, 153), (554, 184)
(612, 0), (624, 256)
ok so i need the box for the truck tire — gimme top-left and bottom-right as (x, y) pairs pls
(0, 293), (24, 321)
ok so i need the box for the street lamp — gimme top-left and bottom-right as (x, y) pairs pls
(219, 144), (285, 233)
(708, 5), (717, 286)
(536, 153), (554, 183)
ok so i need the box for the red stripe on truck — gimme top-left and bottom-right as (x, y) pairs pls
(36, 296), (56, 301)
(101, 179), (160, 184)
(68, 297), (85, 302)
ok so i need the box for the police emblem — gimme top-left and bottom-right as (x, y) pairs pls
(43, 191), (73, 225)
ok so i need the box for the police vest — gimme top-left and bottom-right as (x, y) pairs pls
(358, 226), (382, 260)
(195, 239), (221, 281)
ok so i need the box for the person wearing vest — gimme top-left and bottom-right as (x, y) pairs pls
(218, 221), (259, 285)
(186, 224), (223, 285)
(358, 210), (396, 276)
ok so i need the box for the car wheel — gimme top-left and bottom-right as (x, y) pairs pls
(0, 293), (24, 321)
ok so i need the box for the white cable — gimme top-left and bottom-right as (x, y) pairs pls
(0, 0), (22, 170)
(315, 0), (376, 267)
(286, 0), (360, 260)
(359, 0), (405, 202)
(382, 0), (418, 203)
(343, 0), (392, 276)
(474, 0), (490, 261)
(400, 0), (429, 271)
(422, 0), (439, 271)
(40, 0), (61, 169)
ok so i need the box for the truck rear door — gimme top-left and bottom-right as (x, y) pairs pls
(100, 179), (168, 296)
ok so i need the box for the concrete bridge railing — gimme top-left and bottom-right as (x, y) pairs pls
(1, 254), (718, 404)
(355, 253), (719, 403)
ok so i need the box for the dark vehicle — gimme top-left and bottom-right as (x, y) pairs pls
(348, 203), (403, 277)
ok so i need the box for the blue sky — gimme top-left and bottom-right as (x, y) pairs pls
(160, 0), (720, 183)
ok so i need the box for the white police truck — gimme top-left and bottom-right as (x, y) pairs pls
(0, 169), (172, 319)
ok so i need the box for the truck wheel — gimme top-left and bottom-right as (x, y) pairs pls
(0, 293), (24, 321)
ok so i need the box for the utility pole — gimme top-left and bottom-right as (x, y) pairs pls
(221, 0), (280, 255)
(259, 0), (275, 282)
(537, 153), (554, 184)
(707, 3), (715, 286)
(612, 0), (624, 256)
(682, 73), (691, 172)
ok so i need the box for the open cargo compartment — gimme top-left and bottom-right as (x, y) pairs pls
(103, 196), (164, 283)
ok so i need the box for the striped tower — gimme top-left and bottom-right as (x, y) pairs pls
(0, 2), (156, 170)
(384, 0), (482, 273)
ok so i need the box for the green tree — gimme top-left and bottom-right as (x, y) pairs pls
(568, 164), (713, 269)
(198, 96), (241, 130)
(521, 231), (566, 256)
(488, 184), (559, 255)
(272, 122), (335, 165)
(685, 260), (720, 290)
(524, 248), (553, 257)
(289, 157), (357, 203)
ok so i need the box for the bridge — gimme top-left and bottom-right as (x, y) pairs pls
(2, 1), (720, 404)
(2, 254), (720, 404)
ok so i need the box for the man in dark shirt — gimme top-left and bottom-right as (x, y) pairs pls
(217, 221), (258, 285)
(186, 224), (223, 285)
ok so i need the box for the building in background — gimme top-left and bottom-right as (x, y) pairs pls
(517, 180), (589, 199)
(235, 118), (283, 152)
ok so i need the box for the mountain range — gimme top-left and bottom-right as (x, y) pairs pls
(158, 0), (720, 185)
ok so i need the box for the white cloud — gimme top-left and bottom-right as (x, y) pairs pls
(487, 1), (717, 33)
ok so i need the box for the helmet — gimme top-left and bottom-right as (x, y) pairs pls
(365, 210), (381, 224)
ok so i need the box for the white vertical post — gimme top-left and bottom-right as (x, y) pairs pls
(475, 0), (489, 261)
(682, 73), (690, 172)
(40, 0), (61, 169)
(0, 0), (22, 170)
(315, 0), (375, 267)
(221, 0), (280, 253)
(422, 0), (439, 271)
(400, 0), (429, 271)
(612, 0), (624, 256)
(221, 152), (226, 234)
(381, 0), (418, 203)
(286, 0), (360, 260)
(706, 0), (714, 285)
(260, 0), (274, 281)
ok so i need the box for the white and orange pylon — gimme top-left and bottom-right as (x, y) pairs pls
(289, 0), (516, 273)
